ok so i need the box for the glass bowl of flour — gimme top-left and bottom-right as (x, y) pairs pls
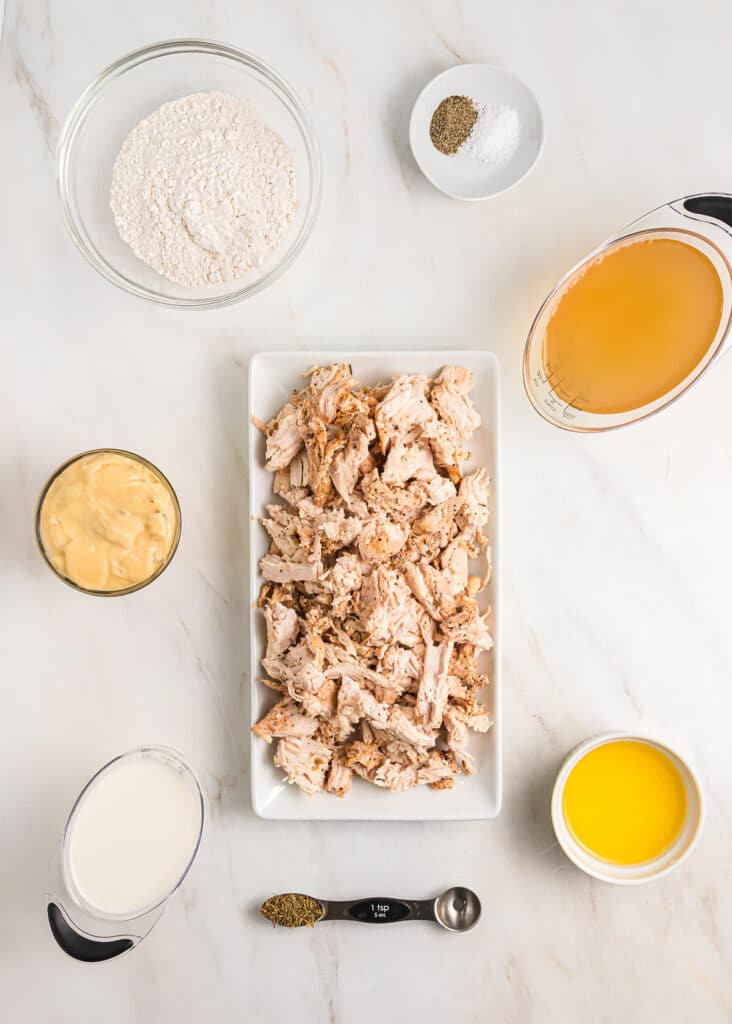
(57, 39), (322, 309)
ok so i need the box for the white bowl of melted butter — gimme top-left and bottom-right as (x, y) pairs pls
(36, 449), (181, 596)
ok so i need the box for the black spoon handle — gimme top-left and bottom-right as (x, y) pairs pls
(322, 897), (435, 924)
(47, 903), (134, 962)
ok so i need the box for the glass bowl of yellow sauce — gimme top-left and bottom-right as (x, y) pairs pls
(551, 733), (703, 884)
(35, 449), (181, 597)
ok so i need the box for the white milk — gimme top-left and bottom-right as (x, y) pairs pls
(65, 752), (202, 918)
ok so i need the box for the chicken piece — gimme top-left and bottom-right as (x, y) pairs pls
(383, 740), (427, 767)
(439, 600), (492, 649)
(265, 403), (304, 472)
(261, 676), (287, 694)
(430, 366), (481, 440)
(285, 638), (327, 694)
(335, 675), (389, 740)
(261, 504), (301, 560)
(289, 450), (310, 489)
(299, 679), (339, 720)
(296, 400), (331, 506)
(417, 750), (459, 786)
(458, 609), (493, 652)
(357, 566), (396, 641)
(326, 748), (353, 797)
(263, 632), (327, 695)
(358, 517), (408, 563)
(404, 561), (448, 621)
(298, 499), (363, 552)
(415, 641), (453, 729)
(442, 711), (475, 777)
(382, 437), (436, 486)
(454, 749), (476, 775)
(319, 511), (362, 552)
(443, 704), (469, 752)
(358, 567), (422, 647)
(261, 654), (289, 685)
(430, 777), (456, 791)
(330, 416), (375, 502)
(412, 499), (457, 550)
(372, 761), (419, 791)
(272, 481), (309, 508)
(374, 374), (437, 453)
(259, 552), (321, 583)
(379, 644), (424, 682)
(446, 674), (470, 701)
(321, 627), (361, 665)
(458, 469), (490, 529)
(264, 602), (299, 659)
(322, 552), (365, 596)
(252, 698), (320, 744)
(372, 705), (437, 747)
(422, 419), (467, 481)
(345, 740), (384, 772)
(360, 469), (426, 523)
(440, 534), (469, 596)
(324, 659), (395, 693)
(448, 643), (484, 682)
(306, 363), (364, 424)
(413, 474), (457, 507)
(273, 737), (332, 796)
(373, 684), (401, 705)
(462, 705), (494, 733)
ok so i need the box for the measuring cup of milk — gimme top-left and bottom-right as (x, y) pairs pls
(47, 746), (204, 962)
(523, 193), (732, 431)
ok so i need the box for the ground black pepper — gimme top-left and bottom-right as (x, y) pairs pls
(429, 95), (478, 155)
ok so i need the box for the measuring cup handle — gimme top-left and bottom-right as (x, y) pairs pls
(47, 903), (134, 962)
(682, 194), (732, 230)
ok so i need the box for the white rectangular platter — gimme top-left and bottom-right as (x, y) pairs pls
(248, 350), (501, 820)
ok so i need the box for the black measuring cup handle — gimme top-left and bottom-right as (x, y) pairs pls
(324, 898), (434, 924)
(48, 903), (134, 962)
(682, 194), (732, 230)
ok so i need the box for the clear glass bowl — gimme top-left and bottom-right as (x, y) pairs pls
(56, 39), (322, 309)
(35, 448), (182, 597)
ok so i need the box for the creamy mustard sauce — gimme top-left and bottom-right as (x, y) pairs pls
(39, 452), (178, 592)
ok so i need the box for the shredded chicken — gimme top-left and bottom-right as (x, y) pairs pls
(253, 364), (493, 796)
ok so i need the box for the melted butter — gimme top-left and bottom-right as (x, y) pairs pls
(39, 452), (178, 592)
(562, 739), (687, 865)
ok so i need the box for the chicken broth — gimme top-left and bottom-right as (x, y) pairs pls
(542, 236), (724, 415)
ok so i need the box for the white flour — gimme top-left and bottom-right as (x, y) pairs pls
(110, 92), (297, 287)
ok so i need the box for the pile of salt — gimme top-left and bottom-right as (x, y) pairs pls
(465, 104), (521, 167)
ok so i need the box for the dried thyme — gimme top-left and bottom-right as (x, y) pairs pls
(260, 893), (323, 928)
(429, 95), (478, 155)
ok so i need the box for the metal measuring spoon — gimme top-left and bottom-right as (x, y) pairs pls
(264, 886), (482, 932)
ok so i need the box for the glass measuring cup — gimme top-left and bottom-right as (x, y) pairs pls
(46, 746), (204, 962)
(523, 193), (732, 431)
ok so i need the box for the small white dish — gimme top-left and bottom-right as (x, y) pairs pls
(551, 732), (704, 884)
(248, 350), (501, 821)
(409, 63), (543, 201)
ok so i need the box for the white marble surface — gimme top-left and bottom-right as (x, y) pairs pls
(2, 1), (732, 1021)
